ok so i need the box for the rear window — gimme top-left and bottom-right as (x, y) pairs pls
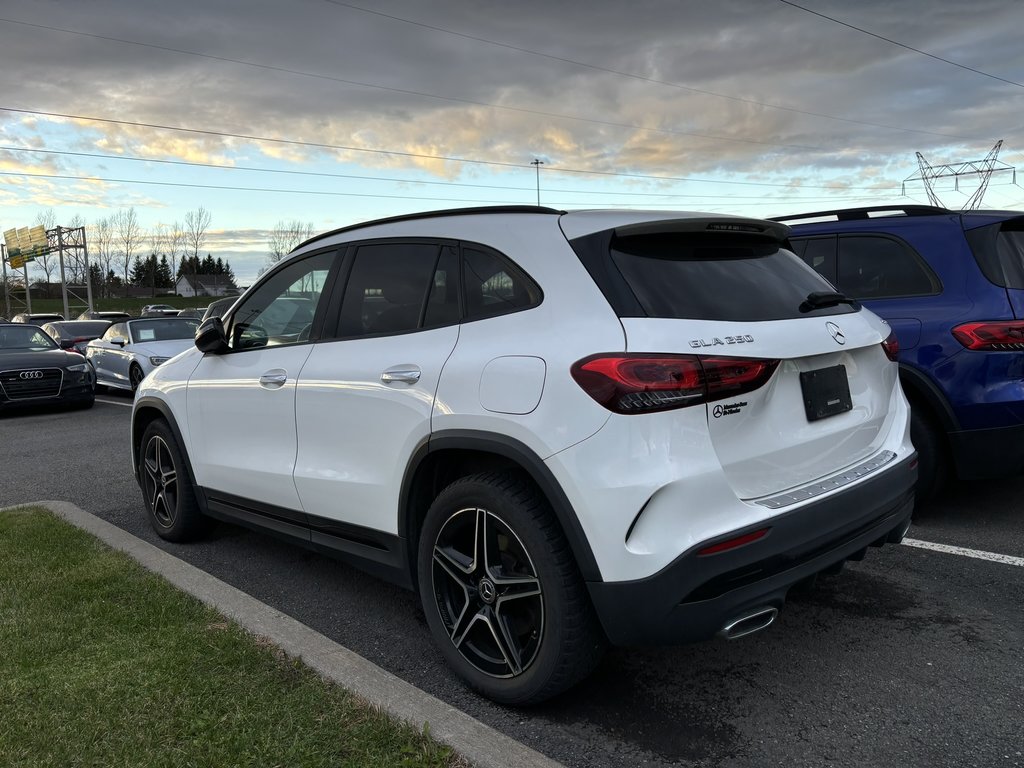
(966, 217), (1024, 289)
(609, 233), (855, 322)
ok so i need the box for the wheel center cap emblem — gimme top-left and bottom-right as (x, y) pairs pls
(826, 321), (846, 345)
(478, 578), (497, 604)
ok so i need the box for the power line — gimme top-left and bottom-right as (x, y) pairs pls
(0, 168), (903, 207)
(320, 0), (982, 142)
(0, 106), (903, 191)
(778, 1), (1024, 89)
(0, 16), (822, 153)
(0, 143), (890, 200)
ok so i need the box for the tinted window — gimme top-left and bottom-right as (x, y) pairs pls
(793, 236), (838, 285)
(0, 325), (57, 350)
(995, 226), (1024, 288)
(610, 233), (853, 321)
(423, 245), (461, 328)
(836, 235), (940, 299)
(463, 246), (541, 321)
(337, 243), (439, 337)
(230, 250), (335, 349)
(967, 218), (1024, 289)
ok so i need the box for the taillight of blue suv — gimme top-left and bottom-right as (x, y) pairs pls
(951, 321), (1024, 350)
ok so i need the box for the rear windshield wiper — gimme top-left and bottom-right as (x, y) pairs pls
(799, 291), (861, 313)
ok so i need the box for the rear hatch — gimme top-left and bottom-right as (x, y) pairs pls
(566, 214), (897, 500)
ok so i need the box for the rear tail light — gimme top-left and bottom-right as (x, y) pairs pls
(881, 330), (899, 361)
(951, 321), (1024, 350)
(570, 353), (779, 414)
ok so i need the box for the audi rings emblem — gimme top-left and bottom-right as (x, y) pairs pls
(826, 322), (846, 345)
(19, 370), (44, 379)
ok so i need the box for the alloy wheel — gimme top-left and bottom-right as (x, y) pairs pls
(431, 507), (544, 678)
(142, 435), (178, 528)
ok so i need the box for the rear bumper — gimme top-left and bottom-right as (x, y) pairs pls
(587, 453), (917, 646)
(949, 422), (1024, 479)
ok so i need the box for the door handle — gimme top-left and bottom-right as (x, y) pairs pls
(259, 370), (288, 388)
(381, 366), (421, 385)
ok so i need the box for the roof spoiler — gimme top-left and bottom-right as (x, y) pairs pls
(614, 217), (790, 242)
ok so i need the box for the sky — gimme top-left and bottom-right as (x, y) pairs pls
(1, 0), (1022, 284)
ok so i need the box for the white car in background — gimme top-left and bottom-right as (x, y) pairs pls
(87, 317), (199, 391)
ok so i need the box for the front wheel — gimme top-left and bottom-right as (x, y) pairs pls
(417, 471), (605, 705)
(139, 419), (212, 542)
(129, 363), (145, 392)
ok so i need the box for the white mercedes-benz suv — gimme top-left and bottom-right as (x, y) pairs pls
(131, 207), (916, 704)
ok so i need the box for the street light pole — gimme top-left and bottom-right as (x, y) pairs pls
(531, 158), (544, 206)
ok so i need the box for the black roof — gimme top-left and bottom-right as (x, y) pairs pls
(293, 205), (565, 253)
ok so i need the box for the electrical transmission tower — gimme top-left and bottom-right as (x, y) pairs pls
(903, 140), (1016, 209)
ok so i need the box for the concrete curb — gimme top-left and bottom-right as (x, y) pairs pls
(8, 500), (564, 768)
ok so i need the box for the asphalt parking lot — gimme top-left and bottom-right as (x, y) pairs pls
(2, 396), (1022, 768)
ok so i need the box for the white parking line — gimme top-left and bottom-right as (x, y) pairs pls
(902, 538), (1024, 567)
(95, 398), (133, 408)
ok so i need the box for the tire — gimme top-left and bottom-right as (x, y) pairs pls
(417, 471), (606, 705)
(910, 404), (947, 505)
(139, 419), (212, 542)
(129, 364), (145, 392)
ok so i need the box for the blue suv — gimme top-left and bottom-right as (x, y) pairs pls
(775, 205), (1024, 499)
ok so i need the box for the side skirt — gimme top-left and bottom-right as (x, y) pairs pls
(199, 489), (412, 589)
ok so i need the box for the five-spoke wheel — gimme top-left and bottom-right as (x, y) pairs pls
(417, 471), (605, 705)
(432, 507), (544, 678)
(142, 433), (178, 529)
(139, 419), (211, 542)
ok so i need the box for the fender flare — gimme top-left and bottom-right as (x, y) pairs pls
(399, 430), (603, 582)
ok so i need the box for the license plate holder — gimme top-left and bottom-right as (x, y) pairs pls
(800, 364), (852, 422)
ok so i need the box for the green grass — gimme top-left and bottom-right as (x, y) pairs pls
(0, 507), (463, 768)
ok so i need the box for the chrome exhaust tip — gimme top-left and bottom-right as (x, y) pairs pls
(718, 606), (778, 640)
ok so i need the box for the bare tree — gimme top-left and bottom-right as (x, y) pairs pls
(168, 220), (185, 288)
(182, 206), (212, 294)
(268, 220), (315, 266)
(33, 208), (58, 289)
(113, 207), (144, 297)
(89, 216), (116, 298)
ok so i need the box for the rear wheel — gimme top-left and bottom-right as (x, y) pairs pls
(417, 471), (605, 705)
(139, 419), (212, 542)
(910, 403), (948, 505)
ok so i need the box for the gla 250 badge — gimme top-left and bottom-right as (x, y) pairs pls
(689, 334), (755, 349)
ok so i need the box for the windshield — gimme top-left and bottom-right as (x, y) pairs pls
(128, 318), (200, 343)
(0, 325), (59, 351)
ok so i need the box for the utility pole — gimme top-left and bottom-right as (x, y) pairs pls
(532, 158), (544, 206)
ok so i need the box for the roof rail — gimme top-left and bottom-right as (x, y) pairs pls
(293, 205), (566, 253)
(772, 205), (951, 224)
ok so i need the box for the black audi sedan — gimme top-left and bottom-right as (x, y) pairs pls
(0, 324), (95, 411)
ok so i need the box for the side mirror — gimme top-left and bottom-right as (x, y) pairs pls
(195, 317), (230, 354)
(111, 336), (128, 347)
(59, 339), (75, 349)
